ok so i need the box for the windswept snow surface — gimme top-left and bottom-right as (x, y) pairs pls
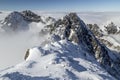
(0, 40), (115, 80)
(0, 11), (120, 80)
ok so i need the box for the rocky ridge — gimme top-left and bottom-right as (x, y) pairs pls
(0, 12), (120, 79)
(1, 10), (55, 32)
(42, 13), (120, 79)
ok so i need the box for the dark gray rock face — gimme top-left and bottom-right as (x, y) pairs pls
(105, 22), (118, 34)
(87, 24), (103, 37)
(87, 23), (120, 52)
(21, 10), (43, 23)
(2, 11), (29, 31)
(44, 13), (120, 79)
(1, 10), (45, 31)
(45, 16), (56, 23)
(24, 49), (30, 60)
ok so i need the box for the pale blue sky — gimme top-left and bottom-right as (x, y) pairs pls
(0, 0), (120, 11)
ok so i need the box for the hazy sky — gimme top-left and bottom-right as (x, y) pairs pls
(0, 0), (120, 12)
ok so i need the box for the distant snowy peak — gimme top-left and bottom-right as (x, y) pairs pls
(1, 11), (28, 31)
(1, 10), (56, 32)
(21, 10), (43, 23)
(104, 22), (120, 34)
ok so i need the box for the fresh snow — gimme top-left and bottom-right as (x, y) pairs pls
(0, 40), (115, 80)
(0, 11), (120, 80)
(101, 34), (120, 51)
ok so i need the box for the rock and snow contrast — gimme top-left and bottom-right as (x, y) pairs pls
(0, 40), (115, 80)
(0, 11), (120, 80)
(0, 10), (55, 32)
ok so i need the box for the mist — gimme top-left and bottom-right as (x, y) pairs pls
(1, 12), (120, 70)
(0, 23), (47, 70)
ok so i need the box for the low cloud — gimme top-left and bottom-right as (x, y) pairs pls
(0, 23), (47, 70)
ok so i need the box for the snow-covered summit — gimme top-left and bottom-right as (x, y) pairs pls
(42, 13), (120, 79)
(1, 11), (28, 32)
(104, 22), (120, 34)
(0, 10), (55, 32)
(0, 12), (120, 80)
(21, 10), (43, 23)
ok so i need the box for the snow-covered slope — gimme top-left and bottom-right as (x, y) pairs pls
(0, 12), (119, 80)
(0, 40), (115, 80)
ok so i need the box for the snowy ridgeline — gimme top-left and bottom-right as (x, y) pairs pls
(0, 11), (120, 80)
(0, 40), (115, 80)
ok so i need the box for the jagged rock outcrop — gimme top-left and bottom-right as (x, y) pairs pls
(42, 13), (120, 79)
(45, 16), (56, 23)
(1, 11), (28, 31)
(24, 49), (30, 60)
(1, 10), (52, 32)
(21, 10), (43, 23)
(87, 24), (103, 37)
(87, 23), (120, 52)
(105, 22), (119, 34)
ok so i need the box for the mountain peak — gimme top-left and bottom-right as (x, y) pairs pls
(21, 10), (42, 22)
(42, 13), (120, 79)
(1, 10), (49, 32)
(105, 22), (119, 34)
(0, 12), (120, 80)
(2, 11), (28, 31)
(46, 13), (88, 43)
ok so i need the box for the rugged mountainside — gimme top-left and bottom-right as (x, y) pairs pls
(21, 10), (42, 22)
(87, 22), (120, 52)
(0, 10), (54, 32)
(87, 24), (103, 37)
(0, 40), (115, 80)
(0, 12), (120, 80)
(104, 22), (120, 34)
(43, 13), (120, 79)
